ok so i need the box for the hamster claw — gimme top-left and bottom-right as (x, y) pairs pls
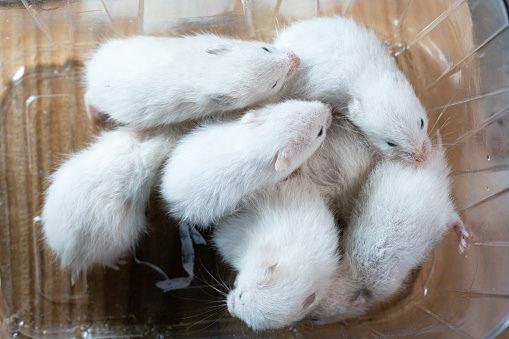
(71, 272), (79, 286)
(451, 221), (469, 254)
(106, 259), (127, 270)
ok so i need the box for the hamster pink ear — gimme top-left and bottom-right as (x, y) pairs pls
(301, 293), (316, 309)
(275, 147), (295, 172)
(205, 45), (231, 55)
(258, 261), (278, 287)
(347, 97), (362, 117)
(211, 94), (237, 106)
(351, 288), (371, 306)
(240, 111), (266, 126)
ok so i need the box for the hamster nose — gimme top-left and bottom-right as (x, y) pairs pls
(291, 54), (300, 68)
(417, 139), (430, 162)
(285, 52), (300, 77)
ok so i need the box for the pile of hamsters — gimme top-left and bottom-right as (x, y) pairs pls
(41, 16), (470, 331)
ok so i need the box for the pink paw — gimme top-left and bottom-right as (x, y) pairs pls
(452, 221), (469, 254)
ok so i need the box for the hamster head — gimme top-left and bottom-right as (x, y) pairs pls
(348, 72), (431, 162)
(205, 37), (300, 109)
(227, 246), (336, 331)
(240, 100), (332, 172)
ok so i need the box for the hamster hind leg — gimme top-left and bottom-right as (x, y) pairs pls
(450, 218), (469, 254)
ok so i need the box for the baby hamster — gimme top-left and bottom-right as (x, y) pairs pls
(41, 127), (182, 277)
(160, 100), (332, 227)
(308, 133), (469, 324)
(300, 118), (380, 222)
(213, 173), (340, 331)
(85, 34), (300, 128)
(274, 16), (431, 162)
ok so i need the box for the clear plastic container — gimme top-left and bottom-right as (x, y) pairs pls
(1, 0), (509, 338)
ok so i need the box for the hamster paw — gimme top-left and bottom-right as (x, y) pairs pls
(106, 259), (128, 270)
(451, 221), (469, 254)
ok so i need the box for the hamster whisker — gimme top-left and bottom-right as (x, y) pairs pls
(274, 16), (281, 38)
(185, 306), (227, 332)
(430, 97), (454, 133)
(436, 115), (454, 137)
(192, 275), (229, 297)
(179, 304), (227, 325)
(167, 294), (225, 304)
(207, 283), (229, 297)
(197, 256), (232, 291)
(335, 96), (350, 109)
(188, 276), (229, 299)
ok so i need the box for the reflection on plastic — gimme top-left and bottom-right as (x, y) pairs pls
(135, 223), (207, 292)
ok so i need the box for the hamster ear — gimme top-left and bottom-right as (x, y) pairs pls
(258, 261), (278, 287)
(240, 111), (266, 126)
(351, 288), (371, 306)
(347, 97), (362, 117)
(301, 293), (316, 309)
(275, 146), (295, 172)
(210, 94), (237, 106)
(205, 45), (231, 55)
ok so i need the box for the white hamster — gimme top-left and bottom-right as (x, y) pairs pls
(308, 133), (469, 324)
(213, 174), (340, 331)
(300, 118), (380, 222)
(160, 100), (332, 227)
(41, 127), (182, 278)
(85, 34), (300, 128)
(274, 16), (431, 162)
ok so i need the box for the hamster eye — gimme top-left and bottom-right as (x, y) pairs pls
(420, 118), (425, 129)
(317, 126), (323, 137)
(262, 47), (270, 52)
(272, 80), (278, 89)
(387, 141), (397, 147)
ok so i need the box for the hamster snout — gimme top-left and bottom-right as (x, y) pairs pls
(325, 104), (333, 128)
(403, 138), (431, 162)
(227, 292), (236, 316)
(285, 52), (300, 78)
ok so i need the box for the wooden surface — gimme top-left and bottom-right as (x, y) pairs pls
(1, 0), (508, 338)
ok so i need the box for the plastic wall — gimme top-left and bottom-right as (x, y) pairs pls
(0, 0), (508, 338)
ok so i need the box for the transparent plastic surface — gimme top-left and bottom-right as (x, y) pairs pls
(1, 0), (508, 338)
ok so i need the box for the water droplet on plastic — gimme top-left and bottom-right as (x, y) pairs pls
(487, 154), (491, 161)
(12, 66), (24, 81)
(487, 186), (490, 191)
(424, 287), (428, 296)
(393, 19), (398, 25)
(392, 41), (406, 56)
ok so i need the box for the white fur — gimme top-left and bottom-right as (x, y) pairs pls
(41, 127), (182, 277)
(308, 134), (469, 324)
(160, 100), (332, 227)
(85, 34), (300, 128)
(213, 174), (340, 331)
(300, 118), (380, 222)
(274, 16), (431, 162)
